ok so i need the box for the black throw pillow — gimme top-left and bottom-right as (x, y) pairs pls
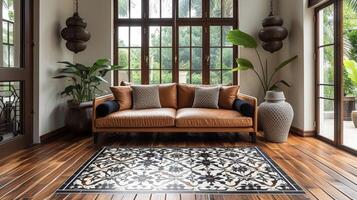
(233, 99), (254, 117)
(96, 100), (120, 118)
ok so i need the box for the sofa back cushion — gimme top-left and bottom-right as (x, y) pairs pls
(159, 83), (177, 109)
(219, 85), (240, 109)
(178, 84), (196, 108)
(131, 85), (162, 109)
(110, 86), (132, 110)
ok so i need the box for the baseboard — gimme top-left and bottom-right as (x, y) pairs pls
(40, 127), (67, 143)
(290, 126), (316, 137)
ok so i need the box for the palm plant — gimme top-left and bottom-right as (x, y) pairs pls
(346, 0), (357, 12)
(53, 59), (120, 104)
(227, 29), (297, 94)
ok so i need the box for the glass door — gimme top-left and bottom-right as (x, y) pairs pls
(342, 0), (357, 151)
(0, 0), (33, 157)
(316, 2), (336, 142)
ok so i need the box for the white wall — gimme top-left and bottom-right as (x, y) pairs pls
(278, 0), (315, 131)
(33, 0), (73, 143)
(74, 0), (113, 89)
(238, 0), (279, 102)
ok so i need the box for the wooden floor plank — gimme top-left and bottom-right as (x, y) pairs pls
(0, 133), (355, 200)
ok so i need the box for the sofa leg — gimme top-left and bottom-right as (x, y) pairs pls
(93, 132), (98, 144)
(249, 132), (257, 143)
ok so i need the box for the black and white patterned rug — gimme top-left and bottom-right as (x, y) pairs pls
(57, 147), (304, 194)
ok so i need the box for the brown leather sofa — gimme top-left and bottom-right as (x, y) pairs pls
(92, 84), (258, 143)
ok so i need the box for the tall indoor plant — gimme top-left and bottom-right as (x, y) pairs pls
(344, 60), (357, 127)
(54, 58), (119, 134)
(226, 29), (297, 95)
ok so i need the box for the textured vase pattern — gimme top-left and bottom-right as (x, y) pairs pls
(259, 91), (293, 143)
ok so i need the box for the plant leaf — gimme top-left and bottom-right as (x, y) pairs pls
(226, 30), (257, 48)
(58, 61), (76, 67)
(269, 80), (291, 91)
(274, 55), (298, 72)
(53, 75), (71, 79)
(235, 58), (254, 70)
(344, 60), (357, 85)
(94, 59), (110, 66)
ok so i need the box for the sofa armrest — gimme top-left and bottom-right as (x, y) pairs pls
(237, 93), (258, 132)
(92, 94), (115, 132)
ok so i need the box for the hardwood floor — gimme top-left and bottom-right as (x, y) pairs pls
(0, 132), (356, 200)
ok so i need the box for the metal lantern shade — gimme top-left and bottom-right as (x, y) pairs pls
(258, 14), (288, 53)
(61, 12), (91, 53)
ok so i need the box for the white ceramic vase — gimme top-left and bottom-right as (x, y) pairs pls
(259, 91), (294, 143)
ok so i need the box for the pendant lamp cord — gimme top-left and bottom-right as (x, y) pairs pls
(75, 0), (78, 13)
(270, 0), (273, 15)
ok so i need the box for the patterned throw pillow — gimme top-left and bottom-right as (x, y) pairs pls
(192, 86), (220, 109)
(131, 85), (162, 109)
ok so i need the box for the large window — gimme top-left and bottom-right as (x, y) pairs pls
(114, 0), (238, 85)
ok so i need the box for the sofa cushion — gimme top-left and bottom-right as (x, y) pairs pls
(96, 108), (176, 128)
(110, 86), (132, 110)
(132, 85), (162, 109)
(178, 84), (196, 108)
(159, 83), (177, 109)
(192, 86), (220, 109)
(96, 100), (120, 118)
(219, 85), (240, 109)
(176, 108), (253, 128)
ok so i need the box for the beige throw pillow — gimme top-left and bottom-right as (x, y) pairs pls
(192, 86), (220, 109)
(131, 85), (162, 109)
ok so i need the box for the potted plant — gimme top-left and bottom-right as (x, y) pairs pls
(227, 29), (297, 142)
(344, 60), (357, 127)
(54, 59), (119, 134)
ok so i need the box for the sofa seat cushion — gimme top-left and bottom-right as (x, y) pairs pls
(176, 108), (253, 128)
(96, 108), (176, 128)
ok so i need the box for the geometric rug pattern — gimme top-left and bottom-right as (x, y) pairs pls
(57, 147), (304, 194)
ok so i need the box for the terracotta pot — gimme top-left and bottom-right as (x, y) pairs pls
(65, 101), (93, 134)
(352, 111), (357, 128)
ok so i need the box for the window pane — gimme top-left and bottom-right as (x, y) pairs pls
(210, 26), (221, 46)
(118, 48), (129, 69)
(161, 27), (172, 47)
(192, 71), (202, 84)
(118, 71), (129, 82)
(179, 48), (190, 70)
(162, 48), (172, 69)
(210, 71), (221, 84)
(179, 71), (189, 83)
(223, 70), (233, 85)
(118, 27), (129, 47)
(319, 99), (335, 141)
(210, 48), (221, 69)
(223, 26), (233, 46)
(149, 0), (160, 18)
(222, 0), (233, 18)
(319, 46), (334, 84)
(130, 27), (141, 47)
(130, 48), (141, 69)
(0, 81), (23, 144)
(9, 23), (13, 44)
(150, 26), (160, 47)
(318, 4), (334, 45)
(192, 48), (202, 70)
(191, 0), (202, 17)
(131, 70), (141, 84)
(130, 0), (141, 18)
(162, 0), (172, 18)
(162, 70), (172, 83)
(222, 48), (233, 69)
(192, 26), (202, 46)
(150, 70), (161, 84)
(2, 22), (8, 43)
(210, 0), (221, 18)
(118, 0), (129, 18)
(179, 27), (190, 46)
(149, 48), (160, 69)
(179, 0), (189, 18)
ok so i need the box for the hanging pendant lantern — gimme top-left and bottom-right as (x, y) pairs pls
(258, 0), (288, 53)
(61, 0), (91, 53)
